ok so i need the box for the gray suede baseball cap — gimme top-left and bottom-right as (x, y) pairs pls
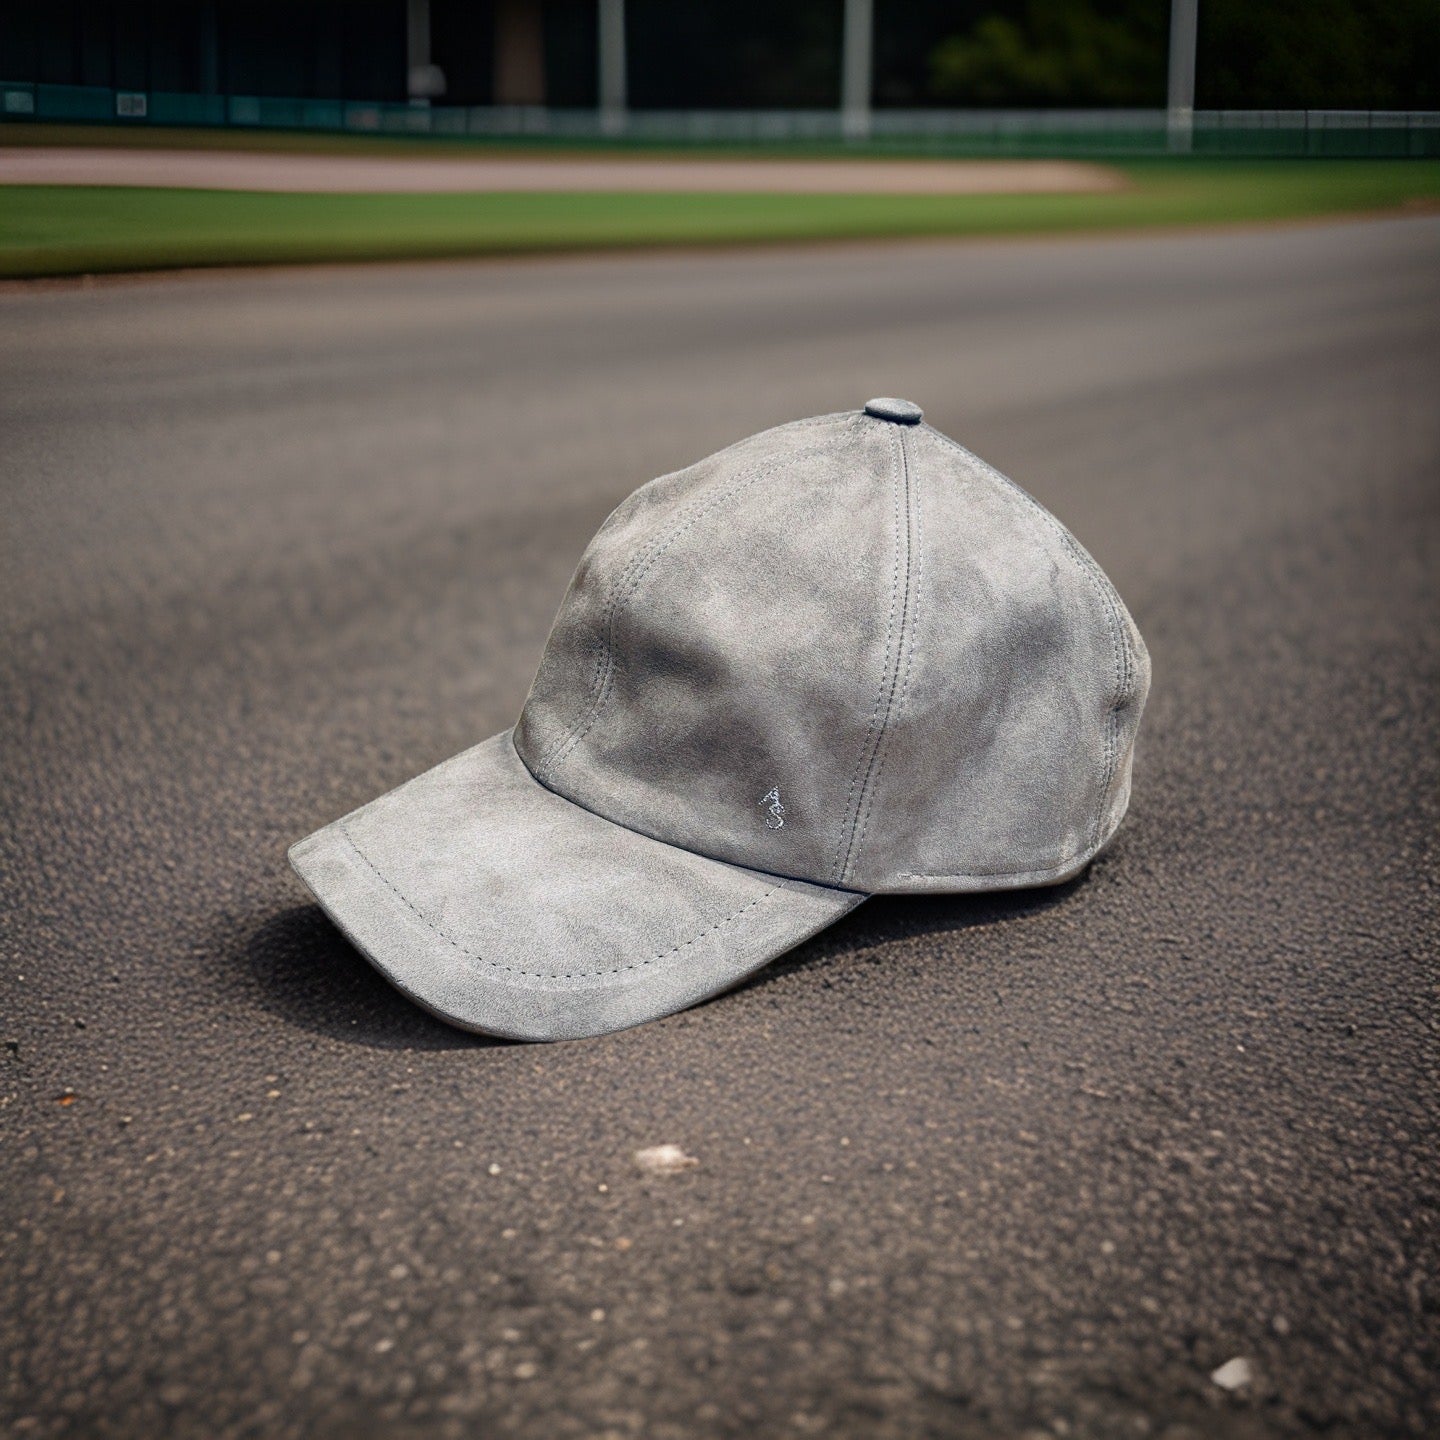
(290, 399), (1150, 1041)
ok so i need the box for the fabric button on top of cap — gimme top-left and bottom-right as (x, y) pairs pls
(863, 397), (924, 425)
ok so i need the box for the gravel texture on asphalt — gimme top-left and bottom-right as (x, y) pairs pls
(2, 217), (1438, 1439)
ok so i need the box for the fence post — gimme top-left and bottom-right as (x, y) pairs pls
(1167, 0), (1198, 153)
(598, 0), (628, 137)
(841, 0), (873, 142)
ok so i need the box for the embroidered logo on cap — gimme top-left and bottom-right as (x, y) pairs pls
(759, 787), (787, 830)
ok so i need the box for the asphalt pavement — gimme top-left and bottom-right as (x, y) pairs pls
(2, 217), (1438, 1439)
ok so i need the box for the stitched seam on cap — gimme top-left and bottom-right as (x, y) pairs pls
(334, 819), (780, 983)
(921, 425), (1131, 853)
(833, 430), (907, 885)
(535, 433), (850, 780)
(845, 426), (923, 885)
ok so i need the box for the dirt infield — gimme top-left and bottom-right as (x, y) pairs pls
(0, 146), (1123, 195)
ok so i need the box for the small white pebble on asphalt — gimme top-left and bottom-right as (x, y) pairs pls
(236, 1113), (253, 1123)
(590, 1308), (606, 1322)
(633, 1144), (698, 1175)
(1210, 1357), (1255, 1391)
(514, 1361), (538, 1380)
(374, 1338), (394, 1354)
(487, 1163), (502, 1176)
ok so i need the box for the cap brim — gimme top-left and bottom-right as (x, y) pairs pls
(288, 731), (865, 1041)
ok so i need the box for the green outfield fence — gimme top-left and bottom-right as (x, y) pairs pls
(2, 81), (1438, 158)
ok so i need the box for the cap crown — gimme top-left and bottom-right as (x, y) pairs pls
(515, 407), (1149, 894)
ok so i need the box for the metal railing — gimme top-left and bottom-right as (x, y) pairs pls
(3, 81), (1438, 158)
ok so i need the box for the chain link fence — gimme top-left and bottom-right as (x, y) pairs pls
(3, 81), (1438, 158)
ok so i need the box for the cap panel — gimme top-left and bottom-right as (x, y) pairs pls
(518, 416), (903, 885)
(517, 412), (854, 787)
(842, 425), (1145, 892)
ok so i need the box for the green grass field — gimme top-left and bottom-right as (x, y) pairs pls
(2, 161), (1437, 279)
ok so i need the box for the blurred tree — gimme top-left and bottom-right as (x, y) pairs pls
(927, 0), (1167, 106)
(924, 0), (1440, 109)
(1197, 0), (1440, 109)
